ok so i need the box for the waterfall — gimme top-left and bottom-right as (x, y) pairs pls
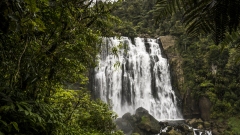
(92, 37), (182, 120)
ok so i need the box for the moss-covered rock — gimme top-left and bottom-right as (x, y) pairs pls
(167, 128), (182, 135)
(203, 121), (211, 129)
(131, 133), (140, 135)
(115, 118), (133, 134)
(136, 108), (161, 134)
(116, 107), (163, 135)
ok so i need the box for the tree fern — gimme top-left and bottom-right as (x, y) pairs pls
(154, 0), (240, 45)
(154, 0), (184, 21)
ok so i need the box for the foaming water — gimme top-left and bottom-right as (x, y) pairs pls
(92, 37), (182, 120)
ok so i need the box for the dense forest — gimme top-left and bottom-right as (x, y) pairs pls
(113, 0), (240, 134)
(1, 0), (240, 134)
(0, 0), (123, 134)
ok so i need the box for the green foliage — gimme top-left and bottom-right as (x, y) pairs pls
(200, 81), (214, 88)
(207, 45), (230, 69)
(0, 88), (123, 135)
(111, 0), (186, 38)
(154, 0), (240, 44)
(48, 88), (122, 135)
(226, 117), (240, 134)
(141, 116), (150, 124)
(176, 33), (240, 119)
(0, 0), (123, 134)
(211, 100), (232, 118)
(112, 0), (162, 37)
(112, 0), (240, 130)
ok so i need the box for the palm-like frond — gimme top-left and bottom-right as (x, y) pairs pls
(154, 0), (184, 22)
(183, 0), (215, 39)
(220, 31), (240, 48)
(154, 0), (240, 45)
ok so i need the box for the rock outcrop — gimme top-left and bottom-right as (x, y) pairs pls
(199, 96), (211, 121)
(136, 107), (161, 134)
(115, 107), (215, 135)
(159, 36), (212, 120)
(116, 107), (162, 135)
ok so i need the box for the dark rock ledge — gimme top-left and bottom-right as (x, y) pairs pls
(115, 107), (216, 135)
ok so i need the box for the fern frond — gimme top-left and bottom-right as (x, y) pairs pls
(154, 0), (185, 22)
(154, 0), (240, 45)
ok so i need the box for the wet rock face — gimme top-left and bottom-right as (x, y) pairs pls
(181, 95), (212, 120)
(135, 107), (149, 117)
(160, 123), (196, 135)
(182, 91), (201, 119)
(199, 96), (211, 121)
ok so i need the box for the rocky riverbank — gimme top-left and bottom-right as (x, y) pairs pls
(115, 107), (230, 135)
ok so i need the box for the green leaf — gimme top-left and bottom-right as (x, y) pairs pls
(24, 110), (29, 115)
(0, 120), (7, 126)
(0, 131), (5, 135)
(37, 115), (42, 123)
(10, 122), (19, 132)
(25, 0), (39, 12)
(0, 106), (11, 112)
(16, 103), (24, 112)
(19, 102), (31, 112)
(40, 0), (49, 5)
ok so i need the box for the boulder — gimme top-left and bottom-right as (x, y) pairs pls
(212, 129), (220, 135)
(167, 128), (182, 135)
(197, 124), (203, 129)
(175, 124), (192, 133)
(135, 107), (149, 118)
(122, 112), (137, 127)
(188, 118), (197, 125)
(122, 112), (132, 120)
(166, 126), (172, 132)
(115, 118), (133, 134)
(188, 118), (203, 128)
(138, 115), (161, 134)
(159, 121), (168, 128)
(131, 133), (140, 135)
(132, 127), (148, 135)
(115, 107), (164, 135)
(160, 133), (170, 135)
(199, 96), (211, 121)
(218, 128), (225, 133)
(203, 121), (211, 129)
(135, 107), (161, 134)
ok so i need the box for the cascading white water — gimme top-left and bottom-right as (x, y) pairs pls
(92, 37), (182, 120)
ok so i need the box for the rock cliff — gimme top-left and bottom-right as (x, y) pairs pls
(159, 36), (202, 119)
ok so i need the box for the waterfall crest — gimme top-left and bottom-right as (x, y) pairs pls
(92, 37), (182, 120)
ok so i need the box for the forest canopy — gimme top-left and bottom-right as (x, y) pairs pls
(0, 0), (123, 134)
(1, 0), (240, 134)
(154, 0), (240, 45)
